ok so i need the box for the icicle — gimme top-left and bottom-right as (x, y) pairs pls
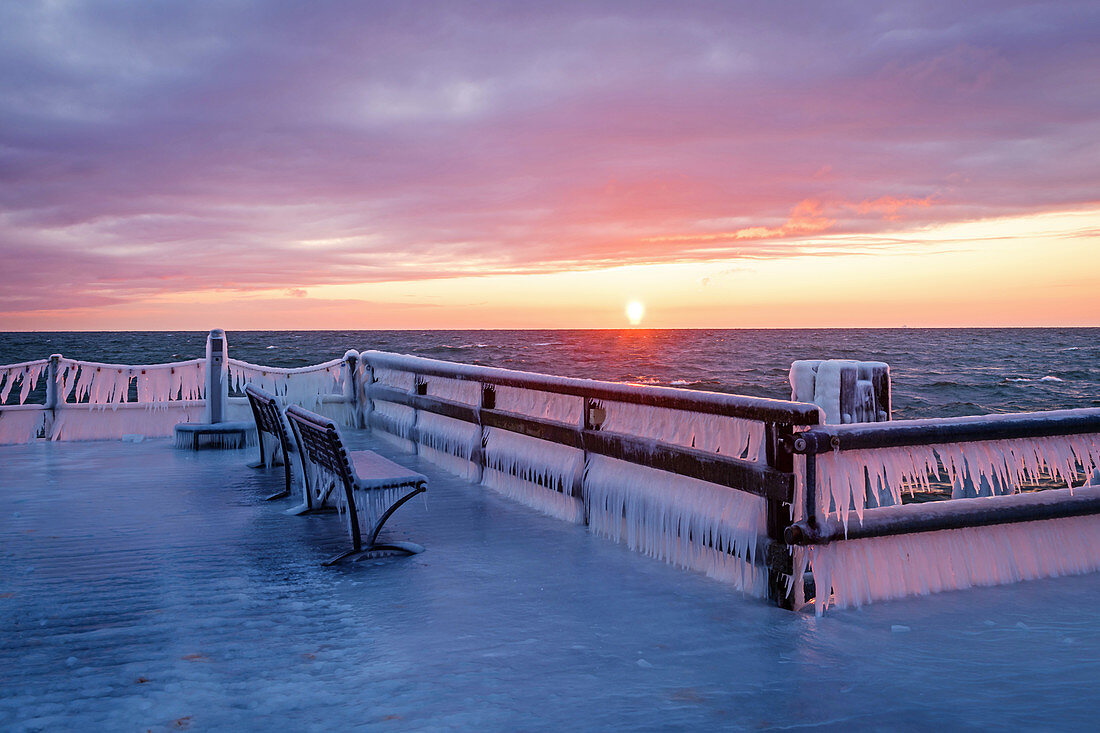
(480, 428), (584, 522)
(372, 367), (415, 392)
(424, 377), (481, 405)
(416, 412), (479, 459)
(584, 455), (767, 594)
(816, 434), (1100, 531)
(601, 402), (764, 461)
(227, 358), (344, 410)
(372, 401), (416, 439)
(810, 512), (1100, 614)
(494, 386), (581, 424)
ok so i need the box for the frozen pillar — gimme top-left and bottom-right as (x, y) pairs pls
(790, 359), (891, 425)
(204, 329), (229, 424)
(176, 328), (253, 450)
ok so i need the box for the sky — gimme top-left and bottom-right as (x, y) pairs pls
(1, 0), (1098, 330)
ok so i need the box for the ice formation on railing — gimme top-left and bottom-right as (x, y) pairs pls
(585, 456), (767, 594)
(0, 409), (47, 444)
(416, 412), (478, 460)
(371, 367), (415, 392)
(53, 404), (206, 442)
(806, 503), (1100, 613)
(482, 427), (584, 522)
(600, 402), (764, 461)
(424, 376), (482, 406)
(371, 400), (416, 439)
(816, 434), (1100, 527)
(494, 385), (581, 424)
(0, 360), (47, 405)
(60, 359), (206, 406)
(228, 359), (343, 409)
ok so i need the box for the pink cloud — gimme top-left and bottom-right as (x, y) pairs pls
(0, 1), (1098, 320)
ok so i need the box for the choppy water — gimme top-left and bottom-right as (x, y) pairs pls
(2, 329), (1098, 419)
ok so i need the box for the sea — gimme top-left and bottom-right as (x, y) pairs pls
(2, 328), (1098, 419)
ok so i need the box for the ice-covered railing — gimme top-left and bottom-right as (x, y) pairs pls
(358, 350), (822, 603)
(0, 333), (359, 445)
(783, 409), (1100, 613)
(228, 357), (346, 410)
(0, 354), (208, 443)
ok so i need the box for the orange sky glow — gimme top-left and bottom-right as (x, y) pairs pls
(7, 207), (1099, 331)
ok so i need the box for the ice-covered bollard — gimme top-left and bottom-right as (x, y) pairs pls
(790, 360), (890, 425)
(174, 329), (255, 450)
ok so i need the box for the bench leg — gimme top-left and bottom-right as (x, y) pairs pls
(366, 484), (426, 548)
(322, 484), (426, 565)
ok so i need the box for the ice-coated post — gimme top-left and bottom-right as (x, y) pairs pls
(45, 354), (61, 411)
(343, 349), (361, 428)
(473, 383), (494, 483)
(204, 329), (228, 424)
(360, 355), (376, 429)
(764, 422), (797, 610)
(411, 374), (426, 453)
(790, 360), (891, 425)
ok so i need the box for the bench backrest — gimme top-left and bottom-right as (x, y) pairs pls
(285, 404), (355, 489)
(244, 384), (287, 440)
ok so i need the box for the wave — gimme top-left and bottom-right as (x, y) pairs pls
(1040, 375), (1064, 382)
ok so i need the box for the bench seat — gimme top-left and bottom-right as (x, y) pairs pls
(285, 404), (427, 564)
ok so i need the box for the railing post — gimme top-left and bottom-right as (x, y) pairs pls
(204, 329), (228, 424)
(411, 374), (426, 452)
(577, 397), (604, 524)
(475, 383), (494, 483)
(44, 353), (61, 437)
(361, 356), (376, 429)
(764, 422), (797, 610)
(343, 349), (361, 428)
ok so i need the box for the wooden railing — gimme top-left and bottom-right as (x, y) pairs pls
(358, 350), (822, 607)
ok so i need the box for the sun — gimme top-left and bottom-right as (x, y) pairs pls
(625, 300), (645, 325)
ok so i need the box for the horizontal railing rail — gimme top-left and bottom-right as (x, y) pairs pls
(787, 409), (1100, 455)
(784, 407), (1100, 540)
(361, 351), (821, 425)
(367, 386), (795, 502)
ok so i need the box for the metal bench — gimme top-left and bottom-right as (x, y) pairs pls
(285, 404), (427, 564)
(244, 384), (298, 501)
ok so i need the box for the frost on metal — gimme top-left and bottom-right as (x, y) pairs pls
(816, 434), (1100, 526)
(494, 386), (581, 424)
(585, 456), (768, 595)
(807, 509), (1100, 613)
(600, 402), (764, 461)
(371, 367), (415, 392)
(424, 377), (481, 406)
(228, 358), (343, 410)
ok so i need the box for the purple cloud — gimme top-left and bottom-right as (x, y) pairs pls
(1, 1), (1098, 315)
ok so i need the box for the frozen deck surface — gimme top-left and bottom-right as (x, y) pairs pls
(3, 434), (1100, 731)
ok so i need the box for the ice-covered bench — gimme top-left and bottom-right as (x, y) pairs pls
(244, 384), (299, 501)
(285, 404), (427, 564)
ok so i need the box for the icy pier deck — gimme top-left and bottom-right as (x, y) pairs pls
(3, 436), (1100, 730)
